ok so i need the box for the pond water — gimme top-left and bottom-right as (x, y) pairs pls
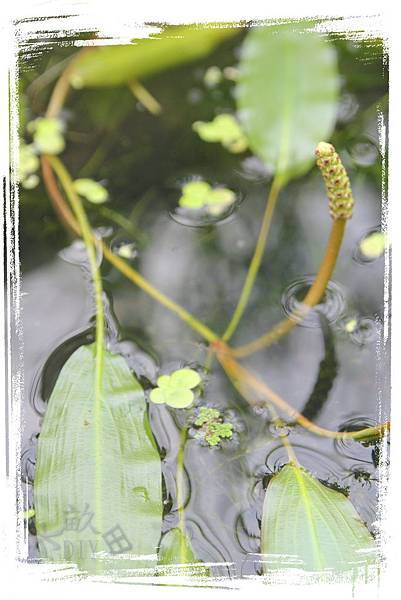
(18, 28), (389, 577)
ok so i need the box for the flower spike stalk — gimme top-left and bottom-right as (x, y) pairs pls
(232, 142), (352, 358)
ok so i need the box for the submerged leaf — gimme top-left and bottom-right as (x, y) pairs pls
(237, 23), (339, 183)
(261, 464), (377, 573)
(70, 26), (238, 88)
(158, 528), (211, 576)
(34, 343), (163, 574)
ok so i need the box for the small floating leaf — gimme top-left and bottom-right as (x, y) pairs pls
(193, 406), (233, 447)
(237, 23), (339, 183)
(170, 368), (201, 389)
(73, 178), (109, 204)
(34, 343), (163, 573)
(192, 114), (248, 153)
(359, 231), (387, 260)
(158, 528), (211, 576)
(179, 180), (236, 215)
(28, 117), (65, 155)
(149, 368), (201, 409)
(18, 142), (40, 188)
(70, 26), (238, 88)
(261, 464), (377, 572)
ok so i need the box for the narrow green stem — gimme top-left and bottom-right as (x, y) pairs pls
(176, 426), (188, 564)
(222, 176), (282, 341)
(42, 156), (219, 345)
(47, 155), (105, 546)
(232, 219), (346, 357)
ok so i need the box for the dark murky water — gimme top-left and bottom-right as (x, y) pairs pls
(18, 31), (389, 575)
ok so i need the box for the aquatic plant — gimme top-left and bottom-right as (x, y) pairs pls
(18, 22), (389, 580)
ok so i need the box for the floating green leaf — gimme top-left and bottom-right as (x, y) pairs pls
(18, 142), (40, 189)
(236, 23), (339, 183)
(34, 343), (162, 574)
(28, 117), (65, 155)
(149, 368), (201, 409)
(73, 178), (109, 204)
(70, 26), (238, 88)
(359, 231), (387, 259)
(158, 528), (210, 576)
(261, 464), (377, 573)
(192, 114), (248, 153)
(194, 407), (233, 446)
(179, 180), (236, 216)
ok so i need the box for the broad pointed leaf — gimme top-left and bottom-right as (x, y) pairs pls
(34, 343), (162, 574)
(261, 464), (377, 573)
(70, 26), (237, 88)
(236, 23), (339, 183)
(158, 528), (211, 577)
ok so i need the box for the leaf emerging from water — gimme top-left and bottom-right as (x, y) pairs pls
(158, 528), (211, 577)
(261, 464), (377, 573)
(237, 23), (339, 183)
(34, 343), (163, 574)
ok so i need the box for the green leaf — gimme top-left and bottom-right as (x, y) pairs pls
(34, 343), (163, 574)
(150, 368), (201, 409)
(28, 117), (65, 155)
(70, 26), (238, 88)
(192, 114), (248, 153)
(158, 528), (211, 577)
(170, 368), (201, 389)
(359, 231), (387, 259)
(73, 178), (109, 204)
(236, 23), (339, 183)
(178, 180), (236, 214)
(261, 464), (377, 572)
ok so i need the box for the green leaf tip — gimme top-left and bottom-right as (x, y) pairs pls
(27, 117), (65, 155)
(179, 180), (236, 216)
(73, 178), (109, 204)
(194, 406), (233, 447)
(149, 368), (201, 409)
(192, 114), (248, 153)
(315, 142), (354, 220)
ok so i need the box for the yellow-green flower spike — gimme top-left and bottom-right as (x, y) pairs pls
(315, 142), (354, 220)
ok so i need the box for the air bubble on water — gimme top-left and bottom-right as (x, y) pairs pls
(281, 276), (346, 328)
(58, 227), (109, 269)
(337, 92), (359, 123)
(350, 138), (379, 167)
(236, 156), (272, 182)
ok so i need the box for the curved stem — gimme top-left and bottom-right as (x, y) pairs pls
(216, 347), (389, 441)
(42, 156), (219, 345)
(47, 154), (105, 551)
(222, 176), (282, 341)
(176, 427), (188, 564)
(232, 219), (346, 358)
